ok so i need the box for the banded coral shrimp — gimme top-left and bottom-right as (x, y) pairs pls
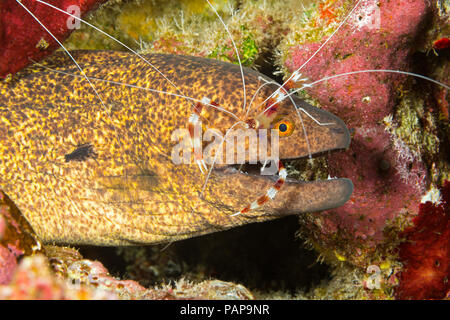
(1, 0), (448, 296)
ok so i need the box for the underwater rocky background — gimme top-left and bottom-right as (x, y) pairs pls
(0, 0), (448, 299)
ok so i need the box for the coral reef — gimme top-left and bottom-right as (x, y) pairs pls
(0, 0), (107, 78)
(0, 190), (43, 284)
(0, 206), (254, 299)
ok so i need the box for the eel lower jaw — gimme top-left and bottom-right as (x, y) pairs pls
(213, 151), (354, 214)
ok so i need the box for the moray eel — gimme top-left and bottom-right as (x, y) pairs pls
(0, 51), (353, 245)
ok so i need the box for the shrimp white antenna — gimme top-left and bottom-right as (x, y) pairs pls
(256, 87), (335, 127)
(245, 76), (273, 118)
(258, 93), (334, 126)
(205, 0), (247, 113)
(257, 0), (364, 110)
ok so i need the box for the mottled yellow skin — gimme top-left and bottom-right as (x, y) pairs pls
(0, 51), (352, 245)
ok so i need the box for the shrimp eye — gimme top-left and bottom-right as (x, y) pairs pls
(274, 119), (294, 137)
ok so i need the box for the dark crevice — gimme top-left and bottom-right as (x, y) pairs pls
(76, 1), (331, 295)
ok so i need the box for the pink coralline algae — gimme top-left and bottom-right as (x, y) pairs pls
(433, 37), (450, 50)
(284, 0), (433, 264)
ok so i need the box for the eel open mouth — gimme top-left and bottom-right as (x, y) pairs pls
(213, 97), (354, 215)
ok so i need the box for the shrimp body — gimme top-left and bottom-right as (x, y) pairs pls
(0, 51), (352, 245)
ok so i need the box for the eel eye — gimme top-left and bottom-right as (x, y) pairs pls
(274, 119), (294, 137)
